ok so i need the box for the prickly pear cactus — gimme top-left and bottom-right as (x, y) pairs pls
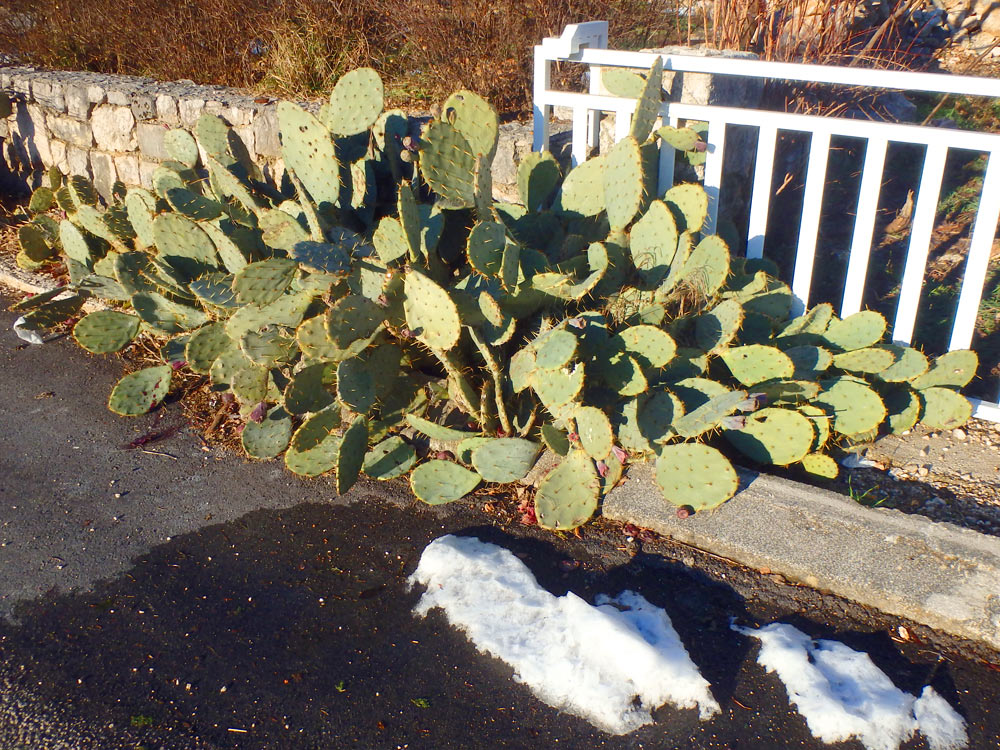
(12, 64), (980, 533)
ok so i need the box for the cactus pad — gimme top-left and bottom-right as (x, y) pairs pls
(721, 345), (794, 386)
(291, 241), (353, 276)
(73, 311), (140, 354)
(337, 358), (376, 413)
(612, 325), (676, 368)
(363, 436), (417, 480)
(629, 58), (664, 142)
(832, 346), (896, 373)
(535, 329), (578, 369)
(801, 452), (838, 479)
(540, 423), (571, 456)
(883, 385), (921, 434)
(574, 405), (614, 459)
(629, 200), (678, 287)
(242, 406), (293, 459)
(152, 213), (219, 278)
(557, 155), (606, 218)
(663, 183), (708, 233)
(420, 121), (476, 209)
(467, 221), (506, 277)
(470, 438), (542, 482)
(441, 90), (499, 159)
(604, 136), (644, 230)
(695, 299), (744, 354)
(877, 345), (929, 383)
(410, 460), (482, 505)
(680, 235), (730, 296)
(785, 345), (833, 380)
(336, 415), (369, 494)
(823, 311), (886, 351)
(108, 365), (172, 416)
(672, 388), (749, 438)
(815, 377), (887, 436)
(185, 321), (235, 373)
(283, 362), (336, 415)
(405, 414), (478, 442)
(326, 67), (384, 136)
(919, 387), (972, 430)
(655, 443), (738, 510)
(284, 429), (341, 477)
(517, 151), (561, 211)
(277, 102), (341, 209)
(911, 350), (978, 390)
(234, 259), (298, 306)
(534, 450), (600, 530)
(404, 269), (461, 350)
(725, 407), (815, 465)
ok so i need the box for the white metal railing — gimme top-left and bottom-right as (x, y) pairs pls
(533, 21), (1000, 423)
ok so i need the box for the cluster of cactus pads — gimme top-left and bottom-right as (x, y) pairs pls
(12, 62), (978, 530)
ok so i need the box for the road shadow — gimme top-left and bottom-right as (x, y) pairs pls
(1, 495), (996, 749)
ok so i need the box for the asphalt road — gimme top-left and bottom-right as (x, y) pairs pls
(1, 291), (999, 750)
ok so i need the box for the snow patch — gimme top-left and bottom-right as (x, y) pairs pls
(732, 621), (967, 750)
(409, 534), (720, 734)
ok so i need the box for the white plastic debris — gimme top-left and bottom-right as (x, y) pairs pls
(732, 621), (967, 750)
(410, 534), (720, 734)
(13, 316), (45, 345)
(840, 452), (882, 470)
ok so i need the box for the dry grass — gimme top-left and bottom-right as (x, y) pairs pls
(0, 0), (683, 115)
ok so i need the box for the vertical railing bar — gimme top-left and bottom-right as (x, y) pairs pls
(891, 144), (948, 345)
(658, 141), (676, 198)
(745, 124), (778, 260)
(703, 120), (726, 235)
(949, 152), (1000, 350)
(840, 137), (888, 316)
(587, 65), (602, 151)
(790, 131), (832, 316)
(571, 107), (590, 167)
(532, 47), (551, 153)
(614, 108), (632, 142)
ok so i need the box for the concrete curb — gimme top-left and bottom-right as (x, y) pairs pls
(605, 464), (1000, 652)
(3, 263), (1000, 652)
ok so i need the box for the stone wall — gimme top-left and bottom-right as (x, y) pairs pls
(0, 66), (570, 204)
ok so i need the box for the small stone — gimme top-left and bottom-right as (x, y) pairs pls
(952, 428), (967, 440)
(917, 466), (929, 477)
(920, 446), (931, 456)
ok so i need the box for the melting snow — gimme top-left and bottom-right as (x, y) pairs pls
(732, 621), (968, 750)
(409, 534), (720, 734)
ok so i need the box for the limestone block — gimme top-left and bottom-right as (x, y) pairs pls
(131, 93), (156, 121)
(91, 151), (117, 200)
(115, 154), (140, 186)
(107, 88), (131, 106)
(46, 114), (93, 149)
(156, 94), (180, 126)
(92, 105), (137, 152)
(64, 85), (94, 119)
(24, 104), (52, 166)
(139, 160), (158, 189)
(66, 146), (90, 177)
(50, 139), (67, 172)
(137, 122), (169, 160)
(10, 74), (33, 95)
(233, 124), (256, 158)
(179, 98), (205, 128)
(31, 78), (65, 112)
(87, 84), (107, 107)
(253, 106), (280, 158)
